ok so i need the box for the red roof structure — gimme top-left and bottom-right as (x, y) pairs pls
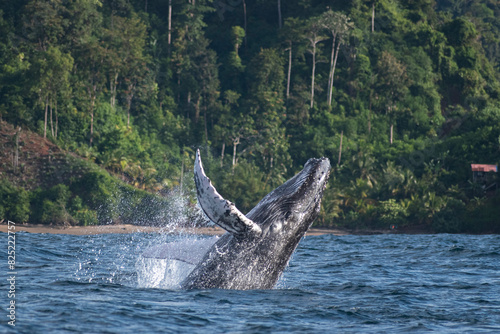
(471, 164), (498, 172)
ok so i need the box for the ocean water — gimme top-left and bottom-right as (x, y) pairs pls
(1, 231), (500, 333)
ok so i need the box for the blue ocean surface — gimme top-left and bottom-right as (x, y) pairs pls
(1, 231), (500, 333)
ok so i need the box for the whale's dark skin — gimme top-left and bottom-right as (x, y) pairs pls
(181, 151), (331, 290)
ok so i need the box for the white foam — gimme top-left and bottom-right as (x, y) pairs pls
(136, 236), (219, 289)
(136, 257), (195, 289)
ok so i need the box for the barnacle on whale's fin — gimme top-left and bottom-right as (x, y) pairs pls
(194, 149), (262, 238)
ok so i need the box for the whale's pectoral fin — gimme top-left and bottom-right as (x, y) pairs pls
(194, 149), (262, 238)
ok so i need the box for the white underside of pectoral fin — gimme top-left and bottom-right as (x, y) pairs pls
(194, 149), (262, 238)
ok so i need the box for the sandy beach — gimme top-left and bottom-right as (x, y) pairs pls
(0, 223), (350, 236)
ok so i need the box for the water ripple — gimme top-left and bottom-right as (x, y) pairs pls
(2, 232), (500, 333)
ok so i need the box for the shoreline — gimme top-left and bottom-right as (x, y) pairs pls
(0, 223), (355, 236)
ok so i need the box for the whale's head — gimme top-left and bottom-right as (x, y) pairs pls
(247, 157), (330, 243)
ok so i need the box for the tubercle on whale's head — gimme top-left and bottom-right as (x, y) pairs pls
(247, 157), (331, 239)
(286, 157), (330, 235)
(302, 157), (331, 193)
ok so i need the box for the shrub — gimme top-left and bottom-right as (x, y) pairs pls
(0, 179), (30, 223)
(73, 209), (98, 226)
(70, 171), (119, 224)
(432, 198), (466, 233)
(377, 199), (409, 228)
(30, 185), (74, 225)
(39, 199), (74, 225)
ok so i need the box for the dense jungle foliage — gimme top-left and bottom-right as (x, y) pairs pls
(0, 0), (499, 232)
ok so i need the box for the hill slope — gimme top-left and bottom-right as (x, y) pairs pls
(1, 120), (93, 190)
(0, 120), (195, 227)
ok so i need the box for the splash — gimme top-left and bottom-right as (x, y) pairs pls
(135, 257), (195, 289)
(73, 233), (218, 289)
(73, 182), (216, 289)
(136, 236), (219, 289)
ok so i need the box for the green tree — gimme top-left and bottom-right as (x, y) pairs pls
(22, 0), (67, 52)
(0, 11), (31, 125)
(74, 37), (106, 147)
(320, 10), (354, 106)
(171, 1), (218, 143)
(376, 51), (409, 144)
(246, 48), (290, 184)
(103, 14), (149, 126)
(214, 90), (256, 172)
(31, 46), (73, 139)
(0, 180), (30, 223)
(280, 17), (305, 99)
(305, 18), (328, 109)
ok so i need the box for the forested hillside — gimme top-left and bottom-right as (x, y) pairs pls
(1, 0), (499, 232)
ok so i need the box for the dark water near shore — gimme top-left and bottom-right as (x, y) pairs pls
(2, 232), (500, 333)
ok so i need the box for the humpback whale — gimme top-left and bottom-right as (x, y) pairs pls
(141, 149), (330, 290)
(179, 150), (331, 290)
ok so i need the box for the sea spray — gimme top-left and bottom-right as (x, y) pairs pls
(137, 236), (219, 289)
(73, 233), (217, 289)
(73, 182), (216, 289)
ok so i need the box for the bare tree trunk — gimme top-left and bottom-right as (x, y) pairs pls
(90, 108), (94, 147)
(368, 98), (372, 134)
(180, 150), (184, 195)
(55, 101), (58, 139)
(127, 97), (132, 127)
(372, 2), (375, 33)
(338, 130), (343, 166)
(327, 34), (337, 106)
(110, 72), (118, 108)
(168, 0), (172, 50)
(14, 128), (20, 173)
(220, 142), (225, 167)
(243, 0), (247, 48)
(90, 94), (95, 147)
(89, 109), (94, 147)
(204, 100), (208, 145)
(50, 100), (55, 138)
(194, 95), (201, 123)
(86, 75), (98, 147)
(232, 137), (240, 174)
(286, 42), (292, 99)
(328, 40), (341, 106)
(126, 83), (135, 127)
(44, 97), (48, 138)
(310, 43), (316, 109)
(277, 0), (282, 29)
(390, 123), (393, 144)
